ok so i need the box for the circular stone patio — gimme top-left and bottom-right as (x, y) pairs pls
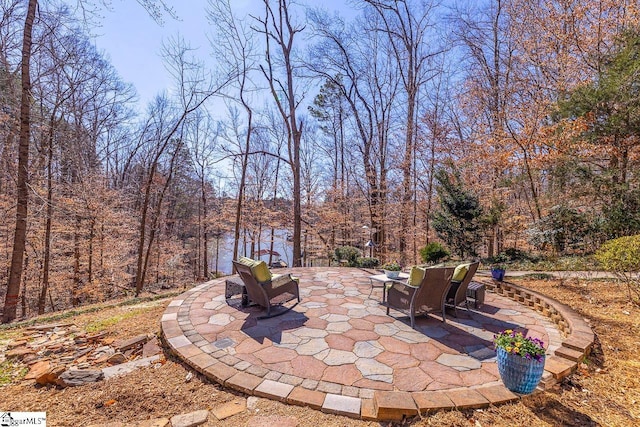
(161, 267), (594, 421)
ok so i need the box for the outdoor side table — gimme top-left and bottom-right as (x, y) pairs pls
(466, 281), (485, 308)
(225, 275), (249, 307)
(369, 272), (409, 303)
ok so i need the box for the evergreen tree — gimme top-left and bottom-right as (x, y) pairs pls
(559, 30), (640, 238)
(431, 169), (483, 258)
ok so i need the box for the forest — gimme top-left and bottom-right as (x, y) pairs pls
(1, 0), (639, 323)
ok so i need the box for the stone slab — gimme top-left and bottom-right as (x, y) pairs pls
(102, 355), (161, 379)
(545, 355), (576, 379)
(322, 394), (361, 418)
(58, 369), (104, 387)
(135, 418), (170, 427)
(226, 372), (263, 394)
(187, 353), (217, 371)
(167, 335), (191, 349)
(360, 398), (377, 421)
(476, 384), (519, 405)
(412, 391), (455, 414)
(562, 336), (593, 353)
(113, 334), (148, 351)
(445, 389), (489, 409)
(24, 360), (51, 380)
(170, 410), (208, 427)
(142, 337), (163, 358)
(254, 379), (294, 401)
(554, 346), (584, 362)
(287, 387), (326, 410)
(211, 399), (247, 420)
(373, 391), (418, 421)
(204, 362), (237, 384)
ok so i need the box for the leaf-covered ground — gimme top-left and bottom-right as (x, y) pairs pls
(0, 277), (638, 426)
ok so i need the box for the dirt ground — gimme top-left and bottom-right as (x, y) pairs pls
(1, 276), (639, 426)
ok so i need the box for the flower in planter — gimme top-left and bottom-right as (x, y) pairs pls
(494, 329), (545, 361)
(381, 261), (401, 271)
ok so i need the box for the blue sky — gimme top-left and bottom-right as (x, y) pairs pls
(93, 0), (353, 108)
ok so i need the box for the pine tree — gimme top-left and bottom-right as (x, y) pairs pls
(431, 168), (484, 258)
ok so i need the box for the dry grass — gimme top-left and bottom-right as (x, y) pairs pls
(0, 277), (638, 426)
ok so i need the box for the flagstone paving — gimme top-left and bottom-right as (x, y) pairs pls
(161, 267), (594, 421)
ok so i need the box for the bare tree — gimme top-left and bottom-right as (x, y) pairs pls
(208, 0), (258, 264)
(252, 0), (305, 267)
(364, 0), (443, 264)
(133, 36), (226, 295)
(3, 0), (37, 323)
(307, 7), (399, 259)
(450, 0), (516, 256)
(185, 111), (220, 279)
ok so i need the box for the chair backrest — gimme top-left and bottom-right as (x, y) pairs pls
(413, 267), (455, 312)
(232, 260), (268, 308)
(453, 261), (479, 306)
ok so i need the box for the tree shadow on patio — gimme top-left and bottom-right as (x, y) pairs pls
(412, 303), (526, 361)
(239, 310), (309, 345)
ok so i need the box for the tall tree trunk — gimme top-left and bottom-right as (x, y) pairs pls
(201, 175), (209, 278)
(268, 155), (281, 266)
(399, 86), (416, 265)
(21, 255), (29, 318)
(38, 114), (56, 315)
(3, 0), (38, 323)
(88, 217), (95, 283)
(232, 108), (251, 264)
(136, 143), (181, 296)
(73, 214), (81, 307)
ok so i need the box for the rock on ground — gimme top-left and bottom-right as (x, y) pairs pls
(169, 410), (209, 427)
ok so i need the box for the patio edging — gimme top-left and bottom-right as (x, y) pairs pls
(160, 274), (595, 422)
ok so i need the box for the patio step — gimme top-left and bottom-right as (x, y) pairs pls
(545, 355), (577, 379)
(561, 336), (593, 354)
(554, 346), (585, 362)
(373, 391), (418, 421)
(538, 371), (557, 390)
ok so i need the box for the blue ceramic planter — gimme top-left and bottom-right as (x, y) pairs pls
(496, 347), (545, 394)
(491, 268), (505, 281)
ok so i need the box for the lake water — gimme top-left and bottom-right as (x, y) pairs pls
(211, 229), (294, 274)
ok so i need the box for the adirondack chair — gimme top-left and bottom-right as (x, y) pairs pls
(232, 259), (300, 318)
(383, 266), (455, 328)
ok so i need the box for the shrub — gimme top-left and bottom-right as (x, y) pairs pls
(419, 242), (450, 264)
(503, 248), (537, 262)
(357, 257), (380, 268)
(595, 234), (640, 305)
(334, 246), (361, 267)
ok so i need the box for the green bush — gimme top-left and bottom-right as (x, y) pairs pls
(595, 234), (640, 305)
(334, 246), (361, 267)
(503, 248), (537, 262)
(357, 257), (380, 268)
(419, 242), (450, 264)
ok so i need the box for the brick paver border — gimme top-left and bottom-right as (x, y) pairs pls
(160, 272), (594, 421)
